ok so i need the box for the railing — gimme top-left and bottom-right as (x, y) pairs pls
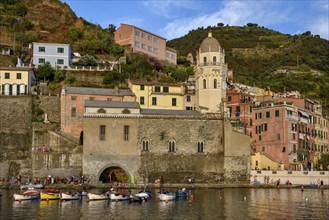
(198, 62), (221, 67)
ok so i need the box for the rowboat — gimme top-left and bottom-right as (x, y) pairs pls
(24, 189), (40, 196)
(158, 192), (176, 201)
(175, 188), (188, 197)
(40, 192), (60, 200)
(45, 189), (60, 194)
(87, 192), (110, 201)
(60, 192), (81, 201)
(13, 193), (39, 201)
(110, 193), (131, 201)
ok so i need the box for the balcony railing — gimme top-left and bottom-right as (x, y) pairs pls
(198, 62), (221, 67)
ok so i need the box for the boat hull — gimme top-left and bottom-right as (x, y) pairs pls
(158, 193), (175, 201)
(87, 193), (110, 200)
(40, 192), (60, 200)
(13, 193), (39, 201)
(60, 193), (81, 200)
(110, 193), (131, 201)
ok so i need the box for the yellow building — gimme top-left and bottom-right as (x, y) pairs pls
(0, 67), (36, 95)
(128, 80), (185, 110)
(313, 103), (329, 168)
(251, 152), (284, 170)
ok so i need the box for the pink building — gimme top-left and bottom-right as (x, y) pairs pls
(61, 87), (135, 143)
(252, 100), (315, 170)
(114, 23), (177, 64)
(227, 87), (256, 136)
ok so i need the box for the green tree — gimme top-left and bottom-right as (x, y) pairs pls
(37, 62), (54, 82)
(319, 154), (329, 170)
(66, 26), (83, 41)
(108, 24), (116, 37)
(77, 54), (98, 66)
(65, 74), (76, 84)
(54, 67), (66, 82)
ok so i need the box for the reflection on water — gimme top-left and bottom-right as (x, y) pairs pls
(1, 188), (329, 219)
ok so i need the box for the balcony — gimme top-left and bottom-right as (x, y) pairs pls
(198, 62), (221, 67)
(287, 114), (299, 122)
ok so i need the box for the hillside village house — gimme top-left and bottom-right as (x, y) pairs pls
(114, 23), (177, 65)
(0, 67), (36, 95)
(32, 42), (71, 68)
(128, 80), (185, 110)
(60, 87), (135, 143)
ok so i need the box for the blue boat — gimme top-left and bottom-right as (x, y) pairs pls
(175, 188), (188, 197)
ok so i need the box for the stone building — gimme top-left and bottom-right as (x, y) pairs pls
(60, 86), (135, 142)
(83, 100), (250, 184)
(82, 33), (251, 184)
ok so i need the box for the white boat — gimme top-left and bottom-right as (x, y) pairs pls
(110, 193), (131, 201)
(87, 192), (110, 201)
(60, 192), (81, 200)
(81, 191), (88, 196)
(158, 192), (176, 201)
(20, 184), (43, 190)
(13, 193), (39, 201)
(132, 192), (151, 201)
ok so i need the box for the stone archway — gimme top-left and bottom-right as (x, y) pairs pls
(98, 165), (130, 183)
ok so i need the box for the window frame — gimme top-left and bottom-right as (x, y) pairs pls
(39, 46), (45, 52)
(57, 47), (64, 53)
(99, 125), (106, 141)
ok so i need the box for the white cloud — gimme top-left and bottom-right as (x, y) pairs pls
(307, 16), (329, 39)
(162, 1), (291, 39)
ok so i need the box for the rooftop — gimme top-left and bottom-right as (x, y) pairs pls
(118, 23), (166, 40)
(0, 67), (34, 71)
(64, 87), (134, 96)
(141, 109), (202, 116)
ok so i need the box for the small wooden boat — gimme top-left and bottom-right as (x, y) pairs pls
(60, 192), (81, 201)
(13, 193), (39, 201)
(87, 192), (110, 201)
(40, 192), (60, 200)
(110, 193), (131, 201)
(24, 189), (40, 195)
(175, 188), (188, 197)
(158, 192), (176, 201)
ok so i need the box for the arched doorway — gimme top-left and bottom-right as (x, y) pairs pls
(99, 166), (129, 183)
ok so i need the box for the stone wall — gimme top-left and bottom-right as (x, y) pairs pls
(37, 95), (61, 123)
(0, 96), (32, 178)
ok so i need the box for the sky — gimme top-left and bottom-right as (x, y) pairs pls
(62, 0), (329, 40)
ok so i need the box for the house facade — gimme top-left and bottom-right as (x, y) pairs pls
(114, 23), (177, 64)
(60, 86), (135, 142)
(0, 67), (36, 95)
(128, 80), (185, 110)
(32, 42), (71, 68)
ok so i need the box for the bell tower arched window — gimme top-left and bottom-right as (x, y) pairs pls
(213, 56), (216, 64)
(214, 79), (217, 89)
(203, 79), (206, 89)
(203, 57), (207, 63)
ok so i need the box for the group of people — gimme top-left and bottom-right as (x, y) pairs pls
(317, 179), (324, 189)
(0, 175), (88, 186)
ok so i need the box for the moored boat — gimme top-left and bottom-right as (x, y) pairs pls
(110, 193), (131, 201)
(158, 192), (176, 201)
(175, 188), (188, 197)
(87, 192), (110, 201)
(13, 193), (39, 201)
(40, 192), (60, 200)
(132, 191), (152, 201)
(45, 189), (60, 194)
(60, 192), (81, 201)
(20, 184), (43, 190)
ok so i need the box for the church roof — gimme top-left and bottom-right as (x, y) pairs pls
(199, 32), (221, 53)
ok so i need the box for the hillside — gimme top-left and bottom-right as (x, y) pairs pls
(0, 0), (122, 63)
(167, 25), (329, 113)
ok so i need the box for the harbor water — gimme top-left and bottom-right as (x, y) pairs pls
(1, 188), (329, 219)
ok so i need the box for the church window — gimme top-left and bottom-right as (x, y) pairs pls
(142, 140), (149, 151)
(124, 125), (129, 141)
(168, 141), (175, 152)
(203, 57), (207, 63)
(213, 56), (217, 64)
(97, 108), (106, 113)
(203, 79), (206, 89)
(197, 141), (204, 153)
(99, 125), (106, 141)
(214, 79), (217, 89)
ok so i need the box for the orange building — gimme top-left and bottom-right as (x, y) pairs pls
(114, 23), (177, 64)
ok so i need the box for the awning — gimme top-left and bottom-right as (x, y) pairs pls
(299, 111), (309, 118)
(286, 106), (295, 111)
